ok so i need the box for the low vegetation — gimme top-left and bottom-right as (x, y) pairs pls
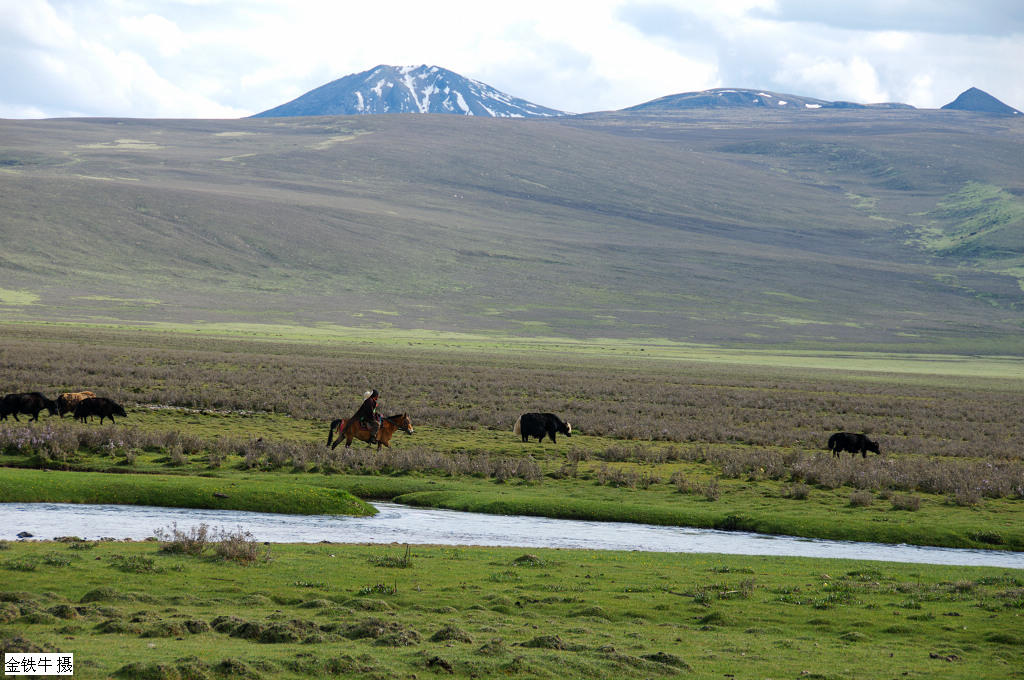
(1, 323), (1022, 551)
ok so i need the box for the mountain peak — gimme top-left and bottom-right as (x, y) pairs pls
(941, 87), (1021, 115)
(252, 65), (567, 118)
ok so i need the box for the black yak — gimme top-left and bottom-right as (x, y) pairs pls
(828, 432), (880, 458)
(513, 412), (572, 443)
(0, 392), (58, 422)
(73, 397), (128, 424)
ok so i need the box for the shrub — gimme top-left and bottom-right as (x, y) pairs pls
(166, 443), (186, 467)
(849, 491), (874, 507)
(703, 477), (721, 501)
(890, 494), (921, 511)
(952, 486), (983, 507)
(154, 523), (211, 556)
(787, 482), (811, 500)
(214, 526), (270, 565)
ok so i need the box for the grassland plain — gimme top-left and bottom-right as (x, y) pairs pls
(1, 539), (1022, 679)
(1, 323), (1024, 678)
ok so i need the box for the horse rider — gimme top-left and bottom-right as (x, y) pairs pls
(351, 389), (381, 444)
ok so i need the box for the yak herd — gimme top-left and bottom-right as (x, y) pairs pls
(0, 394), (879, 458)
(511, 411), (880, 458)
(0, 391), (127, 425)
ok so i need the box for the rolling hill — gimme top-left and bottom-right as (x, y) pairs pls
(0, 107), (1022, 352)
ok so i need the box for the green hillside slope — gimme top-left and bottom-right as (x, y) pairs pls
(0, 109), (1021, 351)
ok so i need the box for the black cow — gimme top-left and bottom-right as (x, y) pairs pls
(73, 397), (128, 424)
(828, 432), (880, 458)
(514, 412), (572, 443)
(0, 392), (58, 422)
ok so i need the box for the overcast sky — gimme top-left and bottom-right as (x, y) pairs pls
(2, 0), (1022, 119)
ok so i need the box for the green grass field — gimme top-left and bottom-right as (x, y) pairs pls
(1, 539), (1021, 679)
(1, 322), (1023, 677)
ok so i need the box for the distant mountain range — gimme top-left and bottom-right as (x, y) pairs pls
(252, 65), (1020, 119)
(252, 64), (568, 118)
(623, 88), (914, 112)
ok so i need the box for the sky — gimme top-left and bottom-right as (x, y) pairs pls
(1, 0), (1022, 119)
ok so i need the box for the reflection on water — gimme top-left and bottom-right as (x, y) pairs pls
(2, 501), (1022, 569)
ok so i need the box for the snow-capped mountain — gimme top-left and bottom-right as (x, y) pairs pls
(622, 88), (913, 112)
(252, 65), (567, 118)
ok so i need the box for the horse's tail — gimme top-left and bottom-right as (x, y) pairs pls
(513, 416), (522, 436)
(327, 418), (345, 447)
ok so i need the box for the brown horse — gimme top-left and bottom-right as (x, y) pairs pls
(326, 413), (413, 451)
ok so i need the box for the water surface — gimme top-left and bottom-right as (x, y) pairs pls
(3, 502), (1021, 568)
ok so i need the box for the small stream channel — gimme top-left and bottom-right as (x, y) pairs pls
(3, 502), (1022, 568)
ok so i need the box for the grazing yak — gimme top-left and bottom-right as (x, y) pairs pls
(0, 392), (58, 422)
(514, 412), (572, 443)
(56, 390), (97, 417)
(828, 432), (880, 458)
(73, 397), (128, 424)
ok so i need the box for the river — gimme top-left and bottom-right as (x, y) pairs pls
(3, 501), (1022, 568)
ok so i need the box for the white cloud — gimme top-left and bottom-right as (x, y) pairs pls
(119, 13), (186, 58)
(752, 0), (1024, 36)
(775, 54), (888, 104)
(0, 0), (75, 49)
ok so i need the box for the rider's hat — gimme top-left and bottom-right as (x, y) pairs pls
(364, 389), (378, 399)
